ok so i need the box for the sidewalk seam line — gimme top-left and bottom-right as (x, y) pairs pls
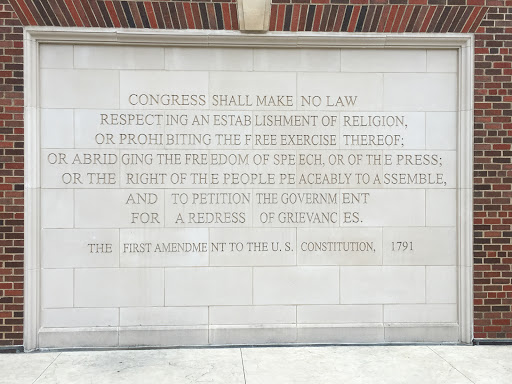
(31, 352), (62, 384)
(240, 348), (247, 384)
(428, 346), (476, 384)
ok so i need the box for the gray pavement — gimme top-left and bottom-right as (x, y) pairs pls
(1, 345), (511, 384)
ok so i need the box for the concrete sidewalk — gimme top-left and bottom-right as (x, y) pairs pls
(1, 345), (511, 384)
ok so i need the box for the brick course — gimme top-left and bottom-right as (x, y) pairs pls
(0, 0), (510, 346)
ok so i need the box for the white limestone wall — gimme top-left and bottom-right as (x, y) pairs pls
(34, 40), (466, 348)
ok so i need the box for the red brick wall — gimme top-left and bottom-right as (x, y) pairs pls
(473, 4), (512, 340)
(0, 0), (23, 348)
(1, 0), (511, 346)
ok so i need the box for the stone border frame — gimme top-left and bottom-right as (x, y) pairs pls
(23, 28), (474, 351)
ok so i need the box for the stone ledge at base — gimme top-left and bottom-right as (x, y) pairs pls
(36, 324), (461, 349)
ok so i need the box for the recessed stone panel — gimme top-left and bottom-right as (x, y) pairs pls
(254, 267), (340, 305)
(41, 269), (74, 309)
(41, 109), (74, 149)
(340, 49), (426, 73)
(297, 305), (382, 324)
(42, 229), (119, 268)
(40, 189), (74, 229)
(383, 227), (456, 266)
(165, 47), (253, 71)
(120, 307), (208, 326)
(74, 268), (164, 307)
(383, 73), (457, 111)
(40, 69), (119, 109)
(33, 38), (469, 348)
(254, 48), (341, 72)
(41, 308), (119, 328)
(40, 44), (73, 69)
(209, 306), (296, 325)
(165, 267), (253, 306)
(340, 266), (426, 304)
(74, 46), (165, 70)
(426, 50), (458, 73)
(384, 304), (457, 323)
